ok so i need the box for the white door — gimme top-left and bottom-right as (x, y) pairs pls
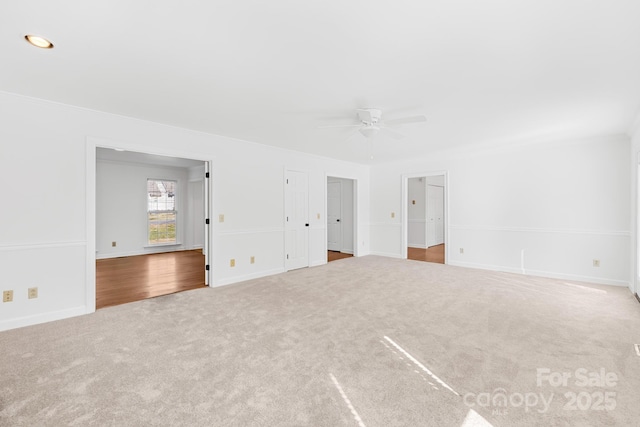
(285, 170), (309, 271)
(434, 185), (444, 245)
(327, 181), (341, 251)
(189, 180), (204, 249)
(426, 185), (444, 247)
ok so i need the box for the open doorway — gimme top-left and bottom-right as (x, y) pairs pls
(327, 176), (356, 262)
(402, 172), (448, 264)
(93, 147), (210, 309)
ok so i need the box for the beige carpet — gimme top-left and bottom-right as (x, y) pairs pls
(1, 256), (639, 426)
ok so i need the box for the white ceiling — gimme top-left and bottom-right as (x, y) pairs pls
(2, 0), (640, 164)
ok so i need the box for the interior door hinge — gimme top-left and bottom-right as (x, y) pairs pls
(205, 218), (209, 225)
(205, 265), (210, 271)
(286, 254), (289, 259)
(286, 179), (289, 184)
(205, 172), (210, 178)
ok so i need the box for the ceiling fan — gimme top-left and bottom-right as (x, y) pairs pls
(319, 108), (427, 142)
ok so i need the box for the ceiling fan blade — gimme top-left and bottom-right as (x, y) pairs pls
(317, 123), (362, 129)
(383, 115), (427, 126)
(380, 126), (405, 140)
(344, 128), (364, 143)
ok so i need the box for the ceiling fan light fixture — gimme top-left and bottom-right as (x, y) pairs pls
(24, 34), (54, 49)
(359, 126), (379, 139)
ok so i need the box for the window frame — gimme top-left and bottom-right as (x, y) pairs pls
(147, 178), (178, 246)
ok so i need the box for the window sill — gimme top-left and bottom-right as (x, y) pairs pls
(144, 242), (182, 248)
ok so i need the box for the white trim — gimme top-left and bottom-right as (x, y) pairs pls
(448, 260), (629, 287)
(96, 246), (195, 260)
(143, 243), (183, 248)
(310, 260), (326, 267)
(213, 267), (285, 287)
(449, 225), (630, 237)
(86, 141), (97, 313)
(0, 306), (87, 332)
(0, 240), (85, 252)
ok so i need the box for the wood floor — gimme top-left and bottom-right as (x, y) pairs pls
(328, 251), (354, 262)
(408, 244), (445, 264)
(96, 250), (206, 309)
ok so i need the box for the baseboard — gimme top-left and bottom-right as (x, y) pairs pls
(635, 293), (640, 304)
(96, 246), (191, 259)
(448, 260), (629, 287)
(370, 251), (403, 259)
(213, 268), (285, 288)
(408, 244), (427, 249)
(0, 306), (87, 332)
(310, 260), (326, 267)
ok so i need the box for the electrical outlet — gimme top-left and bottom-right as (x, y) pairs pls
(460, 248), (464, 254)
(112, 241), (116, 247)
(391, 212), (395, 218)
(3, 290), (13, 303)
(230, 258), (235, 267)
(219, 214), (225, 223)
(250, 256), (255, 264)
(28, 287), (38, 299)
(593, 259), (600, 267)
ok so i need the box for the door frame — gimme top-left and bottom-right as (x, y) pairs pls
(85, 137), (214, 314)
(325, 174), (359, 263)
(401, 171), (449, 262)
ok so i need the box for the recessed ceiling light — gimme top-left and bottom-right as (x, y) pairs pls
(24, 35), (54, 49)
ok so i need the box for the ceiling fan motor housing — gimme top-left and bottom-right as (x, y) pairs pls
(357, 108), (382, 125)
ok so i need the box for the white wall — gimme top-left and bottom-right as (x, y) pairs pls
(407, 178), (426, 248)
(96, 159), (197, 258)
(371, 135), (631, 286)
(0, 91), (370, 331)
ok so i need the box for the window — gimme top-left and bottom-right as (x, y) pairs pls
(147, 179), (177, 245)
